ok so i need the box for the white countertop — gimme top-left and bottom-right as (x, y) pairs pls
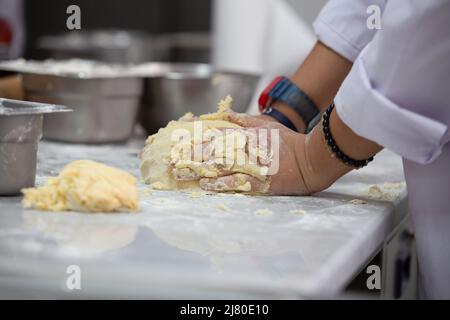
(0, 140), (408, 299)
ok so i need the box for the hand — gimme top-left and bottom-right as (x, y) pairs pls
(200, 114), (311, 195)
(170, 111), (314, 195)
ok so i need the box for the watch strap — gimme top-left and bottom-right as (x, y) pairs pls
(262, 107), (298, 132)
(269, 77), (320, 127)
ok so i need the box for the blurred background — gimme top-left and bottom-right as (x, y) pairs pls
(1, 0), (327, 66)
(0, 0), (329, 139)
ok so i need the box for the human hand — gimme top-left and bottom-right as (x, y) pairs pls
(169, 111), (316, 195)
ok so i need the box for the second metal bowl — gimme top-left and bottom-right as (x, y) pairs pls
(22, 73), (143, 143)
(138, 63), (260, 133)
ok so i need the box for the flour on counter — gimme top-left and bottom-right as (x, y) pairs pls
(151, 197), (169, 205)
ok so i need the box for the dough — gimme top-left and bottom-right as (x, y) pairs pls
(22, 160), (139, 213)
(140, 96), (270, 192)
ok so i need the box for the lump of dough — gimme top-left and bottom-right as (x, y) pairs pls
(140, 95), (270, 191)
(22, 160), (139, 213)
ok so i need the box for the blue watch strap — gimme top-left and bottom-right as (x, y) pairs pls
(269, 77), (320, 129)
(262, 107), (298, 132)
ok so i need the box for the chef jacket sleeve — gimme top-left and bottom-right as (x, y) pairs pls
(313, 0), (387, 62)
(333, 2), (450, 165)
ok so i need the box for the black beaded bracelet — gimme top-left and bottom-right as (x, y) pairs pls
(322, 103), (373, 169)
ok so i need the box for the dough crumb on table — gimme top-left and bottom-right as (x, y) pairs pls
(217, 203), (231, 212)
(189, 191), (204, 198)
(22, 160), (139, 213)
(367, 182), (406, 201)
(151, 181), (169, 190)
(289, 209), (306, 215)
(254, 208), (273, 216)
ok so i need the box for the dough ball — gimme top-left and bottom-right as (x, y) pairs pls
(22, 160), (139, 213)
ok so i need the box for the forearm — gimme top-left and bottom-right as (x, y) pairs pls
(300, 108), (382, 193)
(271, 41), (353, 132)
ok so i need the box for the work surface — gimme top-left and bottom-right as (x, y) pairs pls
(0, 141), (408, 299)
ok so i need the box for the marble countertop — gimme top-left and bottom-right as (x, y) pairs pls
(0, 140), (408, 299)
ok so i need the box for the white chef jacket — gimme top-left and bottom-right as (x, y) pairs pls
(314, 0), (450, 299)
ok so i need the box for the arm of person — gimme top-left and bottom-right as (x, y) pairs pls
(264, 0), (387, 132)
(267, 41), (353, 132)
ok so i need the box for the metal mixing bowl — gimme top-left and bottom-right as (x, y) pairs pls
(22, 73), (143, 143)
(138, 63), (260, 133)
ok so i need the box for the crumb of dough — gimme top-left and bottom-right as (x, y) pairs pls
(383, 182), (406, 189)
(367, 182), (406, 201)
(349, 199), (367, 205)
(368, 185), (382, 196)
(217, 203), (231, 212)
(254, 208), (273, 216)
(151, 181), (169, 190)
(189, 191), (203, 198)
(21, 160), (139, 213)
(289, 209), (306, 215)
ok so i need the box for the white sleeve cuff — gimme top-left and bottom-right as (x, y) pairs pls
(335, 55), (449, 165)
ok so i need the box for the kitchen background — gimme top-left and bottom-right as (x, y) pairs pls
(4, 0), (327, 63)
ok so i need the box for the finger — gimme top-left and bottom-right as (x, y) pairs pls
(171, 159), (234, 181)
(199, 173), (269, 193)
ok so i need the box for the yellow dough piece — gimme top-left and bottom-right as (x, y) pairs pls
(22, 160), (139, 213)
(140, 96), (271, 192)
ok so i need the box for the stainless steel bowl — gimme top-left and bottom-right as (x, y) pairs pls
(138, 63), (260, 133)
(22, 73), (143, 143)
(0, 99), (70, 195)
(37, 30), (171, 63)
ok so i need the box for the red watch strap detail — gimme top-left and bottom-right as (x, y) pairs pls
(258, 76), (284, 112)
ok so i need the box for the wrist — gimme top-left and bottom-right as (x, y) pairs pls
(300, 121), (351, 194)
(329, 107), (382, 161)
